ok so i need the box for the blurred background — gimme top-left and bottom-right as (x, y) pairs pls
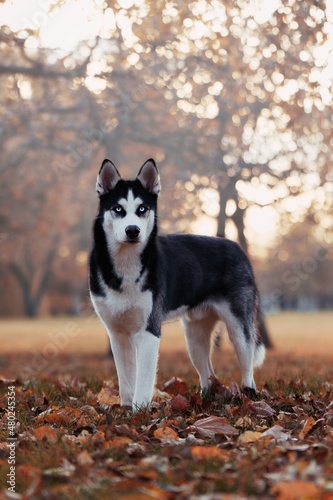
(0, 0), (332, 330)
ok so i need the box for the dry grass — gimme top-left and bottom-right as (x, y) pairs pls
(0, 311), (332, 355)
(0, 311), (332, 386)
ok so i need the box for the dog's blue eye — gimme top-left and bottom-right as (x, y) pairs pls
(138, 205), (148, 214)
(113, 205), (124, 214)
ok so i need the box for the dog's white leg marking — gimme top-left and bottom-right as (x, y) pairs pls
(214, 302), (256, 389)
(231, 326), (256, 390)
(133, 331), (160, 410)
(181, 314), (217, 390)
(108, 331), (136, 406)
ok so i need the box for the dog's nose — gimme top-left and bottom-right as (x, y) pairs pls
(125, 225), (140, 240)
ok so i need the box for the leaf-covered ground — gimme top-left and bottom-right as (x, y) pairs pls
(0, 350), (333, 499)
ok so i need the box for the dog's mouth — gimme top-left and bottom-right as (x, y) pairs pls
(126, 238), (140, 244)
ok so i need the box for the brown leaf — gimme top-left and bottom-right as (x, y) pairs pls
(262, 425), (290, 443)
(270, 480), (320, 499)
(189, 392), (203, 409)
(34, 425), (58, 444)
(191, 446), (229, 460)
(238, 430), (262, 445)
(209, 376), (240, 400)
(249, 400), (276, 418)
(77, 405), (100, 427)
(170, 394), (190, 413)
(115, 423), (139, 440)
(56, 406), (82, 424)
(299, 416), (316, 439)
(106, 436), (133, 448)
(97, 387), (120, 407)
(162, 377), (189, 396)
(191, 416), (238, 439)
(76, 450), (94, 466)
(6, 465), (42, 499)
(154, 426), (179, 441)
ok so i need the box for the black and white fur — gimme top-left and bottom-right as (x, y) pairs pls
(89, 159), (265, 410)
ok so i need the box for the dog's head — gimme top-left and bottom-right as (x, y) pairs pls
(96, 159), (160, 248)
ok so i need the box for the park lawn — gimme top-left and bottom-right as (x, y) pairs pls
(0, 312), (332, 499)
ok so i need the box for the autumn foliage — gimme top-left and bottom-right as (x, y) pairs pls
(1, 351), (333, 499)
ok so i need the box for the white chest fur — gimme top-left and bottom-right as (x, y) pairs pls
(91, 272), (153, 336)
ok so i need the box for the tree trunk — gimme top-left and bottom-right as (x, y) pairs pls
(8, 264), (36, 317)
(216, 190), (273, 349)
(8, 246), (55, 317)
(217, 184), (228, 238)
(233, 205), (248, 254)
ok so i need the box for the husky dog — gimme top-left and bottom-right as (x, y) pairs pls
(89, 159), (265, 410)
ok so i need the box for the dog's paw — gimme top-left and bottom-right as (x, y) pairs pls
(241, 386), (257, 399)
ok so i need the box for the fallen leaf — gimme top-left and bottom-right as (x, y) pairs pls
(209, 376), (241, 400)
(76, 450), (94, 466)
(191, 446), (229, 460)
(170, 394), (190, 412)
(115, 423), (139, 440)
(77, 405), (100, 427)
(131, 485), (173, 499)
(154, 426), (179, 441)
(262, 425), (290, 443)
(34, 425), (58, 444)
(126, 442), (146, 458)
(189, 392), (203, 408)
(163, 377), (189, 396)
(97, 387), (120, 406)
(299, 416), (316, 439)
(43, 458), (75, 478)
(249, 400), (276, 418)
(5, 465), (42, 500)
(270, 480), (320, 500)
(190, 416), (238, 439)
(106, 436), (133, 448)
(238, 430), (262, 445)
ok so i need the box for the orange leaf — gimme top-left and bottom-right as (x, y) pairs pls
(237, 430), (262, 445)
(34, 425), (58, 444)
(299, 416), (316, 440)
(76, 450), (94, 466)
(270, 480), (320, 500)
(154, 426), (179, 441)
(106, 436), (133, 448)
(97, 387), (120, 406)
(191, 446), (229, 460)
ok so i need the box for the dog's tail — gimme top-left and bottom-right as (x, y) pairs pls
(254, 337), (266, 368)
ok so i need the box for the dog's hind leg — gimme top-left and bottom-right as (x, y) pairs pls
(181, 312), (218, 391)
(213, 301), (258, 390)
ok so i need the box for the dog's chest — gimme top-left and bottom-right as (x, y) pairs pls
(92, 280), (153, 335)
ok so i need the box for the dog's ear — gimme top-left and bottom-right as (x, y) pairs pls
(96, 159), (121, 195)
(137, 159), (161, 195)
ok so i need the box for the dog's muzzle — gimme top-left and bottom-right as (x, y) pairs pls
(125, 225), (140, 242)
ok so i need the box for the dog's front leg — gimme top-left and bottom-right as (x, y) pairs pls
(109, 331), (136, 407)
(133, 331), (160, 411)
